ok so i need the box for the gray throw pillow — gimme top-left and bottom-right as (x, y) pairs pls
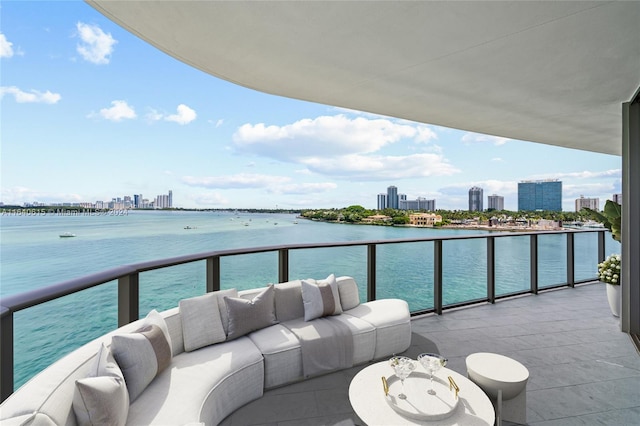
(72, 343), (129, 426)
(274, 280), (304, 322)
(224, 284), (278, 340)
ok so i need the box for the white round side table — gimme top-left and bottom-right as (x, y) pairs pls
(349, 361), (495, 425)
(466, 352), (529, 426)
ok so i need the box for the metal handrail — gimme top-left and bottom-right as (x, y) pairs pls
(0, 228), (607, 401)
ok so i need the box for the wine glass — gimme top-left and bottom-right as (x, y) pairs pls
(389, 356), (415, 400)
(418, 353), (447, 395)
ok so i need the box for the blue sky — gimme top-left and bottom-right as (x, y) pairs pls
(1, 1), (621, 211)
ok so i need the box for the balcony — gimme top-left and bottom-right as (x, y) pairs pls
(221, 283), (640, 425)
(1, 229), (637, 425)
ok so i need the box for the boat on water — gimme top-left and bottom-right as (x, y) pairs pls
(59, 233), (76, 238)
(582, 220), (605, 228)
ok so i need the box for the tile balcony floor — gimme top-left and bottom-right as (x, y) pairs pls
(220, 283), (640, 426)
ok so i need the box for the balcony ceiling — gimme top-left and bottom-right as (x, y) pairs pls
(87, 1), (640, 156)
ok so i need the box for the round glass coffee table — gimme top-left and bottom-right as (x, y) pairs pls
(349, 360), (495, 425)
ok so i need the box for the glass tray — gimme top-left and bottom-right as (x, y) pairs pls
(385, 371), (460, 421)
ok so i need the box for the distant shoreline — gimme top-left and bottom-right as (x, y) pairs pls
(302, 217), (581, 233)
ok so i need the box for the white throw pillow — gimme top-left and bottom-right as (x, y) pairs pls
(145, 309), (173, 352)
(179, 291), (228, 351)
(72, 343), (129, 426)
(301, 274), (343, 321)
(337, 277), (361, 311)
(111, 322), (172, 402)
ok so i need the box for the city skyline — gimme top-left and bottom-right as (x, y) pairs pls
(12, 190), (174, 210)
(1, 2), (622, 211)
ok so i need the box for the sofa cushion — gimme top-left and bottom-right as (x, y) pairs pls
(72, 343), (129, 426)
(111, 324), (172, 402)
(0, 413), (57, 426)
(274, 280), (304, 322)
(301, 274), (343, 321)
(179, 291), (228, 352)
(344, 299), (412, 358)
(126, 336), (264, 425)
(248, 324), (302, 388)
(225, 284), (278, 340)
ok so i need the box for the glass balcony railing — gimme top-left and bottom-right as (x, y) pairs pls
(0, 229), (612, 401)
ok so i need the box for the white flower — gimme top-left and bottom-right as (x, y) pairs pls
(598, 253), (621, 285)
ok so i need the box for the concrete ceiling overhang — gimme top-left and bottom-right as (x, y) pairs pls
(87, 1), (640, 156)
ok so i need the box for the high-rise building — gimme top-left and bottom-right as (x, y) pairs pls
(468, 187), (483, 211)
(399, 197), (436, 211)
(387, 186), (398, 209)
(156, 194), (170, 209)
(377, 194), (387, 210)
(613, 193), (622, 205)
(575, 195), (599, 212)
(487, 194), (504, 211)
(168, 190), (173, 208)
(518, 179), (562, 211)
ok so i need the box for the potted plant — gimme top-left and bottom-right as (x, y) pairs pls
(582, 200), (622, 316)
(582, 200), (621, 243)
(598, 254), (621, 317)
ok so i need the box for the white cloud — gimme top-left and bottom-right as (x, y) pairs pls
(530, 169), (621, 180)
(491, 157), (504, 162)
(96, 100), (136, 121)
(182, 173), (336, 196)
(233, 114), (435, 160)
(0, 86), (61, 104)
(303, 153), (460, 180)
(0, 33), (14, 58)
(165, 104), (197, 125)
(145, 109), (164, 122)
(147, 104), (197, 125)
(439, 180), (518, 197)
(461, 132), (510, 146)
(182, 173), (290, 189)
(230, 114), (447, 180)
(267, 182), (337, 195)
(563, 182), (618, 198)
(215, 119), (224, 127)
(0, 186), (83, 205)
(76, 22), (117, 64)
(192, 192), (229, 207)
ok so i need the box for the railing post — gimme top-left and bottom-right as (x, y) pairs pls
(566, 232), (575, 287)
(367, 244), (376, 302)
(434, 240), (443, 315)
(206, 256), (220, 293)
(530, 234), (539, 295)
(118, 273), (139, 327)
(598, 230), (606, 263)
(1, 308), (14, 402)
(487, 236), (496, 303)
(278, 249), (289, 283)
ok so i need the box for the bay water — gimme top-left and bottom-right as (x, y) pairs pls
(0, 210), (618, 388)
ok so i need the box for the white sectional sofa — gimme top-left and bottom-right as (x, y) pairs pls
(0, 275), (411, 426)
